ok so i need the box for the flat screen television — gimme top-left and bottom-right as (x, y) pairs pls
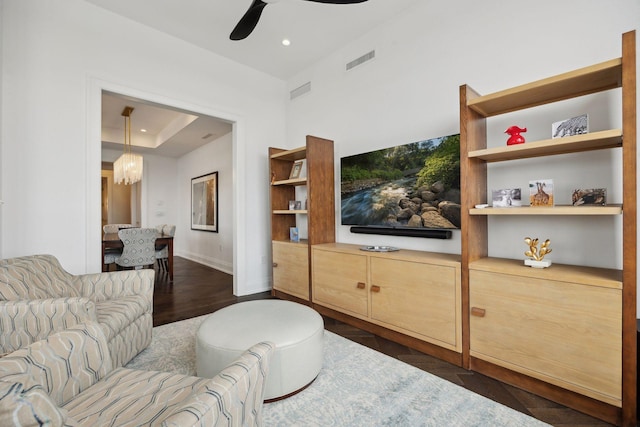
(340, 133), (460, 238)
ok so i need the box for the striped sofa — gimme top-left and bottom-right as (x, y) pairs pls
(0, 322), (274, 426)
(0, 254), (153, 367)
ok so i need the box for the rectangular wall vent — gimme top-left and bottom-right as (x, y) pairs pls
(290, 82), (311, 100)
(346, 50), (375, 71)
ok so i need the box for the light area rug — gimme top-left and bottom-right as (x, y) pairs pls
(126, 315), (550, 427)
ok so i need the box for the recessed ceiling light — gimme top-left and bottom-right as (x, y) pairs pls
(282, 39), (291, 46)
(140, 129), (147, 133)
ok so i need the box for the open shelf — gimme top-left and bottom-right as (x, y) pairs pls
(467, 129), (622, 162)
(467, 58), (622, 117)
(272, 177), (307, 186)
(469, 204), (622, 216)
(270, 146), (306, 161)
(469, 257), (622, 289)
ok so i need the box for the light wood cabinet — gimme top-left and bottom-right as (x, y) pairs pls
(312, 243), (461, 353)
(460, 31), (635, 425)
(269, 136), (335, 301)
(312, 249), (368, 317)
(272, 241), (309, 300)
(370, 257), (459, 350)
(470, 259), (622, 406)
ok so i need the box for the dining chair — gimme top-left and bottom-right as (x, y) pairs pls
(103, 250), (121, 271)
(103, 224), (134, 234)
(155, 224), (176, 272)
(102, 225), (133, 270)
(116, 228), (157, 270)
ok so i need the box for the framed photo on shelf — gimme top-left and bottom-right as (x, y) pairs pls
(491, 188), (522, 207)
(289, 160), (303, 179)
(552, 114), (589, 138)
(290, 227), (300, 242)
(572, 188), (606, 206)
(191, 171), (218, 232)
(529, 179), (554, 207)
(289, 200), (303, 210)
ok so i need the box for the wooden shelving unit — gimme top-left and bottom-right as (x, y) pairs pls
(460, 31), (636, 426)
(269, 136), (335, 303)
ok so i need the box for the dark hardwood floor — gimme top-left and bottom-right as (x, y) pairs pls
(153, 256), (613, 427)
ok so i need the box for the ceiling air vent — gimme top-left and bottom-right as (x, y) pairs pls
(290, 82), (311, 100)
(346, 50), (375, 71)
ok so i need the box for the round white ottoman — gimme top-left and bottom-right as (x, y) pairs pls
(196, 299), (324, 401)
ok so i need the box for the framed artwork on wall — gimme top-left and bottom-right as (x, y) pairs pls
(191, 171), (218, 232)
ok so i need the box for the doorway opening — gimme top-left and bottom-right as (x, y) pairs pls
(100, 87), (238, 293)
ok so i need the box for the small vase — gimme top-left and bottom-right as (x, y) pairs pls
(524, 259), (552, 268)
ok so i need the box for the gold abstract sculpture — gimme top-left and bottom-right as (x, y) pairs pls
(524, 237), (552, 261)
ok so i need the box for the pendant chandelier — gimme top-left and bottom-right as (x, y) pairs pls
(113, 106), (143, 185)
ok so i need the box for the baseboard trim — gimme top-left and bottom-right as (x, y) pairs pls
(177, 252), (232, 275)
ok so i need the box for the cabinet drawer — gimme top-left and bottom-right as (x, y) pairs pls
(312, 249), (368, 317)
(272, 241), (309, 299)
(371, 257), (458, 347)
(469, 270), (622, 405)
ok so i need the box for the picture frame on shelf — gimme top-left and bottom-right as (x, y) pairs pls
(290, 227), (299, 242)
(289, 160), (303, 179)
(191, 171), (218, 232)
(491, 188), (522, 207)
(572, 188), (606, 206)
(552, 114), (589, 138)
(529, 179), (554, 207)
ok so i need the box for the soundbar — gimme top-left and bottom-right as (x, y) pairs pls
(349, 226), (452, 239)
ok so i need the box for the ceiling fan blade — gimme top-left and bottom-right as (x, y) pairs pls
(230, 0), (269, 41)
(302, 0), (369, 3)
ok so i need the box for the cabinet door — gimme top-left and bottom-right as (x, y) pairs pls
(370, 257), (458, 349)
(470, 270), (622, 405)
(312, 249), (368, 317)
(272, 241), (309, 300)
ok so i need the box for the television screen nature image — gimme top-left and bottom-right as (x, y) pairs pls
(340, 133), (460, 230)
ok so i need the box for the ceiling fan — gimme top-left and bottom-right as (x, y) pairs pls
(230, 0), (369, 41)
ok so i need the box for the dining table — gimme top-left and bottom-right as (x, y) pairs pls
(102, 232), (174, 281)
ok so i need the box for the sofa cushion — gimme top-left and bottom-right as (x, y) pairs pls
(0, 255), (79, 300)
(0, 323), (111, 408)
(0, 380), (65, 427)
(0, 298), (97, 356)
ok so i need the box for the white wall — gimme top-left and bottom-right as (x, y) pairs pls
(178, 132), (234, 274)
(139, 154), (178, 230)
(1, 0), (286, 295)
(286, 0), (639, 270)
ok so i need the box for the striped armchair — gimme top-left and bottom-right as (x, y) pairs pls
(0, 254), (153, 367)
(0, 322), (274, 427)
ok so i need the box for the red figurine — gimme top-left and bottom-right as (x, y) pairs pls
(505, 126), (527, 145)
